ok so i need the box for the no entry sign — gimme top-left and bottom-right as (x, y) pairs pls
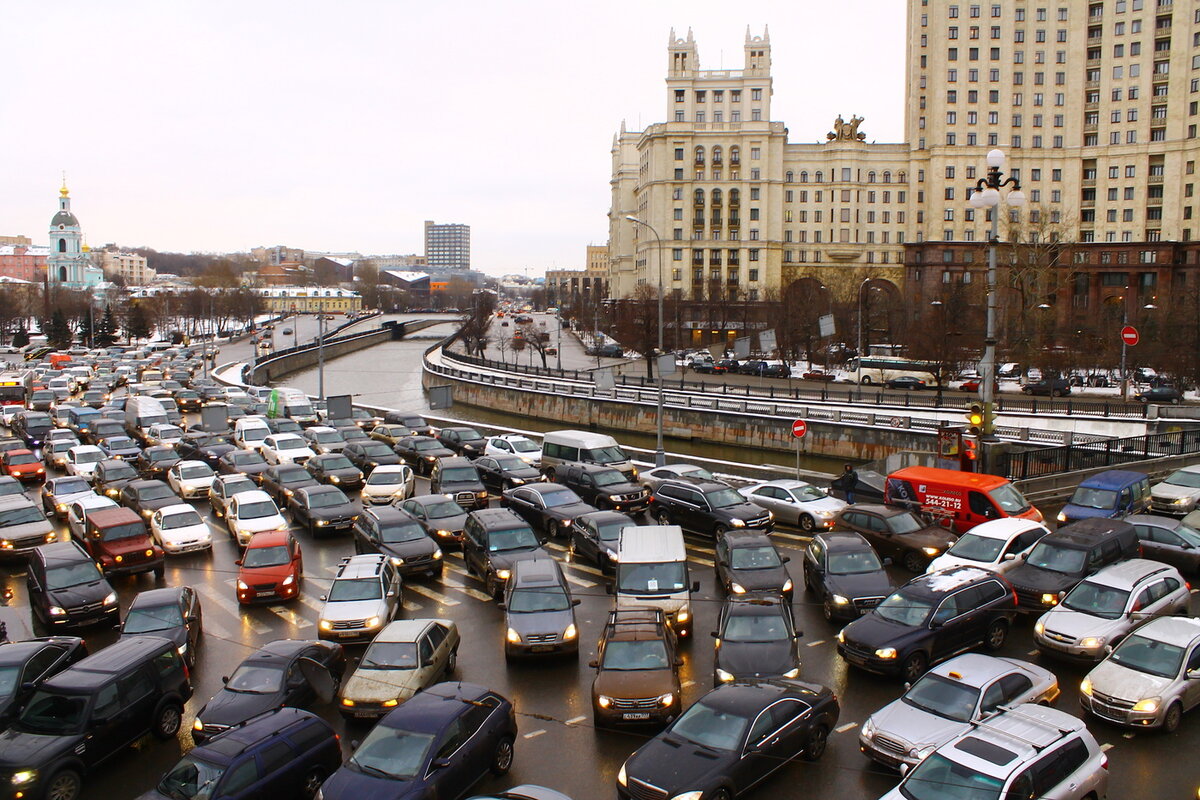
(1121, 325), (1140, 347)
(791, 419), (808, 438)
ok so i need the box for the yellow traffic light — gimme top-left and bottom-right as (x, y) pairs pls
(966, 403), (984, 436)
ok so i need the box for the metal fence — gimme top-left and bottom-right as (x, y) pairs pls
(1001, 428), (1200, 480)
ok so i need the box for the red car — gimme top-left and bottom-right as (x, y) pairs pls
(2, 449), (45, 483)
(236, 530), (303, 604)
(959, 378), (1000, 393)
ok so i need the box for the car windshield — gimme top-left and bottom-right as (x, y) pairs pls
(0, 666), (18, 699)
(243, 545), (290, 568)
(510, 439), (539, 453)
(722, 611), (790, 642)
(1061, 580), (1130, 620)
(233, 453), (266, 466)
(789, 485), (828, 502)
(1165, 470), (1200, 489)
(361, 641), (418, 669)
(903, 673), (981, 723)
(670, 700), (750, 752)
(889, 513), (925, 534)
(617, 562), (688, 594)
(162, 510), (203, 529)
(148, 450), (176, 462)
(1068, 487), (1118, 510)
(237, 501), (278, 520)
(899, 752), (1004, 800)
(6, 453), (36, 465)
(362, 443), (391, 456)
(104, 464), (138, 480)
(729, 545), (782, 570)
(601, 640), (670, 670)
(947, 533), (1006, 563)
(18, 690), (86, 734)
(827, 549), (884, 575)
(155, 425), (183, 438)
(0, 505), (47, 526)
(1176, 524), (1200, 547)
(278, 439), (309, 452)
(705, 488), (746, 509)
(488, 527), (540, 552)
(46, 561), (103, 589)
(142, 484), (176, 500)
(75, 450), (103, 464)
(440, 467), (478, 483)
(422, 500), (463, 517)
(100, 522), (144, 541)
(279, 470), (311, 485)
(225, 664), (283, 693)
(593, 471), (627, 487)
(329, 577), (382, 602)
(876, 588), (936, 627)
(414, 440), (443, 451)
(321, 456), (354, 470)
(1026, 542), (1087, 575)
(1110, 633), (1186, 679)
(53, 478), (90, 495)
(239, 428), (268, 442)
(222, 479), (256, 496)
(307, 490), (348, 508)
(508, 586), (571, 612)
(180, 465), (213, 480)
(367, 471), (408, 487)
(540, 489), (582, 508)
(494, 456), (528, 471)
(314, 431), (344, 443)
(349, 726), (436, 780)
(124, 603), (185, 633)
(988, 484), (1032, 514)
(596, 520), (628, 542)
(157, 755), (225, 800)
(380, 522), (426, 544)
(581, 446), (627, 465)
(401, 417), (426, 428)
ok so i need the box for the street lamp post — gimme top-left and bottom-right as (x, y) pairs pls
(625, 215), (666, 467)
(967, 148), (1026, 472)
(1119, 298), (1158, 400)
(856, 280), (880, 357)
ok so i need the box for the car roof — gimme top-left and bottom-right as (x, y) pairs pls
(380, 682), (497, 733)
(87, 506), (143, 526)
(928, 654), (1028, 687)
(908, 566), (996, 595)
(846, 503), (908, 517)
(724, 597), (788, 617)
(700, 680), (826, 714)
(1078, 469), (1148, 489)
(1130, 615), (1200, 647)
(755, 479), (814, 490)
(662, 479), (729, 492)
(335, 554), (387, 579)
(0, 641), (56, 665)
(719, 530), (776, 548)
(128, 586), (185, 608)
(246, 530), (290, 547)
(199, 708), (324, 761)
(158, 503), (198, 517)
(964, 518), (1047, 539)
(815, 530), (873, 550)
(469, 507), (527, 527)
(43, 636), (175, 691)
(250, 639), (313, 662)
(1050, 517), (1136, 542)
(1125, 513), (1183, 528)
(511, 557), (564, 587)
(374, 619), (444, 643)
(940, 704), (1084, 778)
(233, 490), (272, 504)
(1086, 558), (1174, 589)
(437, 456), (474, 468)
(576, 510), (634, 525)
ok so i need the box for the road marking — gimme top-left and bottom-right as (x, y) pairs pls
(401, 596), (422, 612)
(407, 583), (462, 607)
(686, 543), (716, 555)
(201, 617), (233, 640)
(194, 582), (272, 635)
(807, 640), (826, 647)
(523, 729), (546, 739)
(565, 715), (587, 726)
(682, 679), (696, 688)
(297, 595), (324, 614)
(1101, 743), (1115, 751)
(561, 560), (608, 578)
(1122, 732), (1136, 739)
(269, 604), (313, 628)
(835, 722), (858, 733)
(562, 572), (596, 589)
(687, 554), (715, 567)
(544, 541), (568, 552)
(443, 562), (480, 582)
(440, 574), (497, 603)
(1028, 650), (1039, 657)
(773, 531), (814, 546)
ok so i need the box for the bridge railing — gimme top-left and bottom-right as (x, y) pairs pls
(1000, 428), (1200, 480)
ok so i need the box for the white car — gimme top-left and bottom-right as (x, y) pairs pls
(66, 495), (118, 540)
(360, 464), (417, 505)
(261, 434), (316, 465)
(144, 423), (184, 447)
(233, 421), (271, 452)
(167, 460), (217, 499)
(1150, 464), (1200, 516)
(639, 463), (716, 492)
(150, 503), (213, 554)
(226, 489), (287, 548)
(303, 426), (347, 455)
(927, 518), (1050, 576)
(738, 479), (846, 532)
(484, 434), (542, 465)
(65, 445), (105, 481)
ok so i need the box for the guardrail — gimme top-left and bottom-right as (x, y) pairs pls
(252, 312), (384, 368)
(1001, 428), (1200, 480)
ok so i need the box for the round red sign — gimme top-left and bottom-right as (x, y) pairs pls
(1121, 325), (1140, 347)
(791, 419), (808, 438)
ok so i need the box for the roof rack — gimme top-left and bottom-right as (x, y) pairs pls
(606, 607), (667, 627)
(968, 705), (1073, 752)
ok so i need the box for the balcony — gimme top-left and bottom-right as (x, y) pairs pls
(1084, 123), (1098, 132)
(1149, 174), (1165, 183)
(1086, 80), (1101, 89)
(710, 217), (722, 226)
(1085, 101), (1099, 110)
(1082, 197), (1096, 207)
(1147, 196), (1164, 206)
(1082, 178), (1096, 187)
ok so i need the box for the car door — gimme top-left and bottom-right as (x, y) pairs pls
(80, 681), (131, 767)
(182, 588), (201, 651)
(475, 458), (498, 493)
(733, 701), (798, 790)
(1182, 644), (1200, 711)
(928, 591), (967, 661)
(998, 672), (1035, 708)
(749, 487), (783, 520)
(1138, 524), (1189, 571)
(462, 520), (485, 576)
(573, 517), (598, 563)
(862, 513), (895, 557)
(427, 716), (474, 799)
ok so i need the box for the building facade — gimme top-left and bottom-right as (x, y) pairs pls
(255, 286), (362, 313)
(546, 245), (611, 308)
(47, 183), (103, 288)
(91, 245), (155, 285)
(0, 245), (47, 282)
(423, 220), (471, 271)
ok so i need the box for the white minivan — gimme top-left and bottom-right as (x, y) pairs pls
(540, 430), (637, 482)
(613, 525), (698, 639)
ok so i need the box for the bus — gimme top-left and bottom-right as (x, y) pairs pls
(839, 356), (943, 386)
(0, 370), (34, 407)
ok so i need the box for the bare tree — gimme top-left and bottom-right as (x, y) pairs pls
(612, 284), (660, 378)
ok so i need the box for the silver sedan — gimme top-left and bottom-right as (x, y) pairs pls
(738, 479), (846, 531)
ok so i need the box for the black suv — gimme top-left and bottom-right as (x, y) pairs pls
(352, 506), (444, 578)
(649, 479), (773, 536)
(553, 463), (649, 515)
(1006, 517), (1140, 611)
(430, 456), (489, 510)
(0, 636), (192, 800)
(462, 508), (549, 598)
(27, 541), (120, 630)
(802, 531), (894, 622)
(837, 566), (1018, 681)
(501, 483), (596, 540)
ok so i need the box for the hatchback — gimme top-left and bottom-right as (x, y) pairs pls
(338, 618), (461, 719)
(236, 530), (302, 605)
(711, 597), (801, 685)
(502, 558), (580, 659)
(119, 586), (203, 667)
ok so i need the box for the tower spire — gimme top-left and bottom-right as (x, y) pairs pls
(60, 171), (69, 198)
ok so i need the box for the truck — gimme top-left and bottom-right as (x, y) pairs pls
(612, 525), (698, 639)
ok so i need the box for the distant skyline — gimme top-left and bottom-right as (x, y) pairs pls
(1, 1), (906, 277)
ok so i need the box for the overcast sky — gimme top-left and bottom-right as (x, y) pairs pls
(2, 1), (906, 276)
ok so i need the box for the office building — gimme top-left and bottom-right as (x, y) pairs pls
(424, 220), (471, 271)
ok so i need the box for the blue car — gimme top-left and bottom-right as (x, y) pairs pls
(1058, 469), (1151, 524)
(320, 682), (517, 800)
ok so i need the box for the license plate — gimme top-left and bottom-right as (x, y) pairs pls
(337, 631), (359, 638)
(255, 591), (273, 597)
(530, 644), (554, 653)
(353, 711), (376, 719)
(622, 712), (651, 721)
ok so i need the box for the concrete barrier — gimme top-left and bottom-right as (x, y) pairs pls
(249, 318), (444, 383)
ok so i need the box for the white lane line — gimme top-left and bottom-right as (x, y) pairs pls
(407, 583), (462, 607)
(687, 544), (716, 555)
(401, 596), (422, 612)
(201, 617), (233, 640)
(773, 531), (814, 546)
(297, 595), (324, 614)
(835, 722), (858, 733)
(1027, 650), (1039, 657)
(443, 562), (479, 581)
(807, 640), (826, 647)
(440, 575), (496, 603)
(523, 729), (546, 739)
(565, 715), (587, 725)
(194, 582), (271, 635)
(682, 679), (696, 688)
(563, 572), (596, 589)
(1101, 743), (1115, 751)
(269, 604), (313, 629)
(688, 554), (715, 567)
(561, 560), (608, 578)
(544, 542), (568, 552)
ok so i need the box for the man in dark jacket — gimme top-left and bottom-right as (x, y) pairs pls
(832, 464), (859, 504)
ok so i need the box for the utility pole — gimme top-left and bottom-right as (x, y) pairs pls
(317, 299), (326, 400)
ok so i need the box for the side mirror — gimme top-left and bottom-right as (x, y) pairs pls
(496, 603), (506, 610)
(1104, 644), (1114, 655)
(234, 559), (242, 566)
(882, 557), (893, 567)
(1187, 668), (1200, 680)
(899, 764), (910, 777)
(572, 599), (582, 607)
(221, 675), (229, 684)
(319, 595), (327, 602)
(431, 758), (451, 770)
(710, 631), (719, 638)
(605, 584), (614, 595)
(588, 659), (599, 669)
(691, 580), (701, 593)
(781, 556), (791, 564)
(1002, 552), (1016, 561)
(350, 739), (360, 751)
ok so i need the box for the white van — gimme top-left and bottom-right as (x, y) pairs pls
(613, 525), (698, 639)
(272, 387), (317, 425)
(540, 430), (637, 482)
(124, 395), (168, 436)
(233, 417), (272, 452)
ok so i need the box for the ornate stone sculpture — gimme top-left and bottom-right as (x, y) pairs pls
(828, 115), (867, 141)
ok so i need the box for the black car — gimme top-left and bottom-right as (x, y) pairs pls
(650, 479), (773, 537)
(266, 417), (303, 435)
(0, 637), (88, 729)
(502, 483), (596, 540)
(92, 459), (141, 499)
(552, 463), (649, 515)
(12, 412), (52, 449)
(836, 566), (1018, 681)
(191, 639), (345, 743)
(342, 440), (402, 472)
(397, 496), (469, 549)
(712, 598), (801, 685)
(98, 435), (142, 461)
(885, 376), (927, 390)
(119, 479), (182, 520)
(617, 679), (839, 800)
(304, 453), (365, 490)
(714, 530), (794, 600)
(1021, 377), (1071, 397)
(27, 541), (120, 629)
(475, 455), (542, 493)
(430, 456), (489, 510)
(394, 435), (455, 475)
(1005, 517), (1140, 611)
(287, 485), (357, 537)
(352, 505), (444, 578)
(802, 531), (894, 621)
(173, 389), (202, 412)
(176, 431), (237, 468)
(463, 508), (550, 598)
(261, 462), (319, 504)
(381, 411), (436, 436)
(437, 426), (488, 459)
(133, 445), (181, 480)
(569, 510), (635, 574)
(28, 391), (54, 412)
(118, 586), (203, 667)
(1135, 385), (1183, 404)
(216, 448), (271, 482)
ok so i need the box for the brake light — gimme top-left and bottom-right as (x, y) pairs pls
(1012, 587), (1019, 607)
(1100, 753), (1108, 770)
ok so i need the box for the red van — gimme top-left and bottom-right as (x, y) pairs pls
(884, 466), (1043, 533)
(83, 506), (165, 577)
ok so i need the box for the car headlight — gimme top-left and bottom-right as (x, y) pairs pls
(716, 668), (735, 683)
(315, 519), (329, 526)
(103, 592), (117, 605)
(281, 574), (295, 586)
(1056, 511), (1067, 523)
(55, 503), (66, 512)
(730, 582), (747, 594)
(730, 518), (746, 527)
(1034, 621), (1045, 635)
(913, 744), (937, 761)
(564, 623), (577, 640)
(48, 606), (66, 616)
(1079, 636), (1106, 650)
(921, 547), (940, 556)
(1080, 678), (1093, 697)
(1041, 593), (1060, 606)
(436, 529), (452, 538)
(10, 770), (36, 786)
(319, 620), (333, 630)
(381, 699), (399, 708)
(433, 548), (443, 560)
(142, 508), (153, 517)
(496, 569), (511, 581)
(836, 630), (845, 643)
(676, 608), (689, 624)
(506, 627), (521, 644)
(390, 556), (404, 566)
(236, 580), (248, 590)
(511, 477), (525, 485)
(861, 718), (875, 739)
(616, 762), (626, 786)
(875, 647), (898, 659)
(177, 643), (188, 656)
(1132, 697), (1161, 713)
(331, 476), (340, 483)
(477, 491), (487, 498)
(598, 695), (613, 709)
(365, 616), (381, 628)
(658, 693), (675, 707)
(783, 668), (800, 678)
(193, 718), (204, 732)
(424, 455), (437, 462)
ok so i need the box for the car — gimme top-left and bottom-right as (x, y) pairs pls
(502, 482), (596, 539)
(172, 390), (202, 413)
(335, 424), (370, 447)
(502, 558), (580, 659)
(343, 439), (403, 472)
(40, 476), (94, 520)
(0, 477), (25, 504)
(552, 463), (648, 514)
(834, 504), (958, 573)
(837, 566), (1019, 682)
(926, 518), (1049, 576)
(463, 508), (551, 598)
(27, 390), (54, 412)
(1034, 559), (1191, 662)
(738, 479), (847, 532)
(207, 472), (258, 520)
(1136, 385), (1183, 404)
(191, 639), (346, 743)
(64, 495), (118, 541)
(885, 375), (927, 390)
(1058, 469), (1151, 524)
(859, 653), (1061, 770)
(305, 452), (365, 490)
(430, 456), (489, 510)
(1127, 513), (1200, 573)
(1150, 465), (1200, 516)
(370, 423), (417, 446)
(474, 455), (542, 494)
(226, 489), (287, 548)
(97, 434), (142, 461)
(12, 412), (52, 449)
(359, 463), (416, 505)
(638, 463), (715, 492)
(1006, 517), (1141, 611)
(711, 597), (801, 685)
(394, 435), (456, 475)
(591, 342), (624, 358)
(261, 433), (316, 465)
(317, 554), (402, 642)
(464, 786), (571, 800)
(92, 458), (142, 500)
(380, 412), (437, 437)
(590, 608), (682, 728)
(260, 462), (320, 504)
(1021, 377), (1071, 396)
(338, 618), (461, 719)
(568, 510), (635, 575)
(650, 479), (774, 537)
(64, 444), (104, 480)
(165, 459), (216, 500)
(26, 540), (120, 629)
(352, 505), (443, 577)
(959, 376), (1000, 393)
(616, 679), (840, 800)
(484, 434), (542, 465)
(398, 495), (469, 548)
(0, 496), (57, 558)
(317, 683), (518, 800)
(235, 530), (303, 605)
(132, 444), (181, 481)
(437, 425), (488, 458)
(0, 636), (88, 729)
(149, 504), (212, 555)
(215, 447), (270, 482)
(265, 417), (303, 436)
(175, 430), (237, 467)
(288, 484), (357, 537)
(802, 531), (894, 622)
(119, 586), (203, 666)
(714, 530), (794, 600)
(42, 439), (78, 471)
(302, 425), (347, 454)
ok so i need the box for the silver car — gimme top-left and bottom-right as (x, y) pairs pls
(1150, 464), (1200, 515)
(738, 479), (847, 532)
(1080, 615), (1200, 732)
(638, 464), (715, 492)
(318, 553), (402, 642)
(860, 653), (1059, 769)
(1035, 559), (1191, 662)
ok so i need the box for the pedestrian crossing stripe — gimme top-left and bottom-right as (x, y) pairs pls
(193, 581), (272, 635)
(407, 583), (462, 607)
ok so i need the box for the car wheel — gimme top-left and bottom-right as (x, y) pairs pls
(901, 652), (928, 683)
(489, 735), (515, 776)
(44, 768), (82, 800)
(1139, 397), (1149, 404)
(654, 508), (672, 525)
(154, 564), (165, 579)
(713, 524), (729, 539)
(152, 700), (183, 739)
(485, 572), (499, 598)
(903, 551), (926, 573)
(1051, 389), (1063, 398)
(822, 598), (834, 621)
(803, 724), (830, 761)
(860, 376), (873, 385)
(798, 514), (816, 532)
(984, 620), (1008, 651)
(446, 647), (458, 675)
(1163, 701), (1184, 734)
(300, 768), (326, 800)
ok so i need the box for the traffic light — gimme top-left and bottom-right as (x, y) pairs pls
(966, 402), (984, 436)
(960, 437), (979, 471)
